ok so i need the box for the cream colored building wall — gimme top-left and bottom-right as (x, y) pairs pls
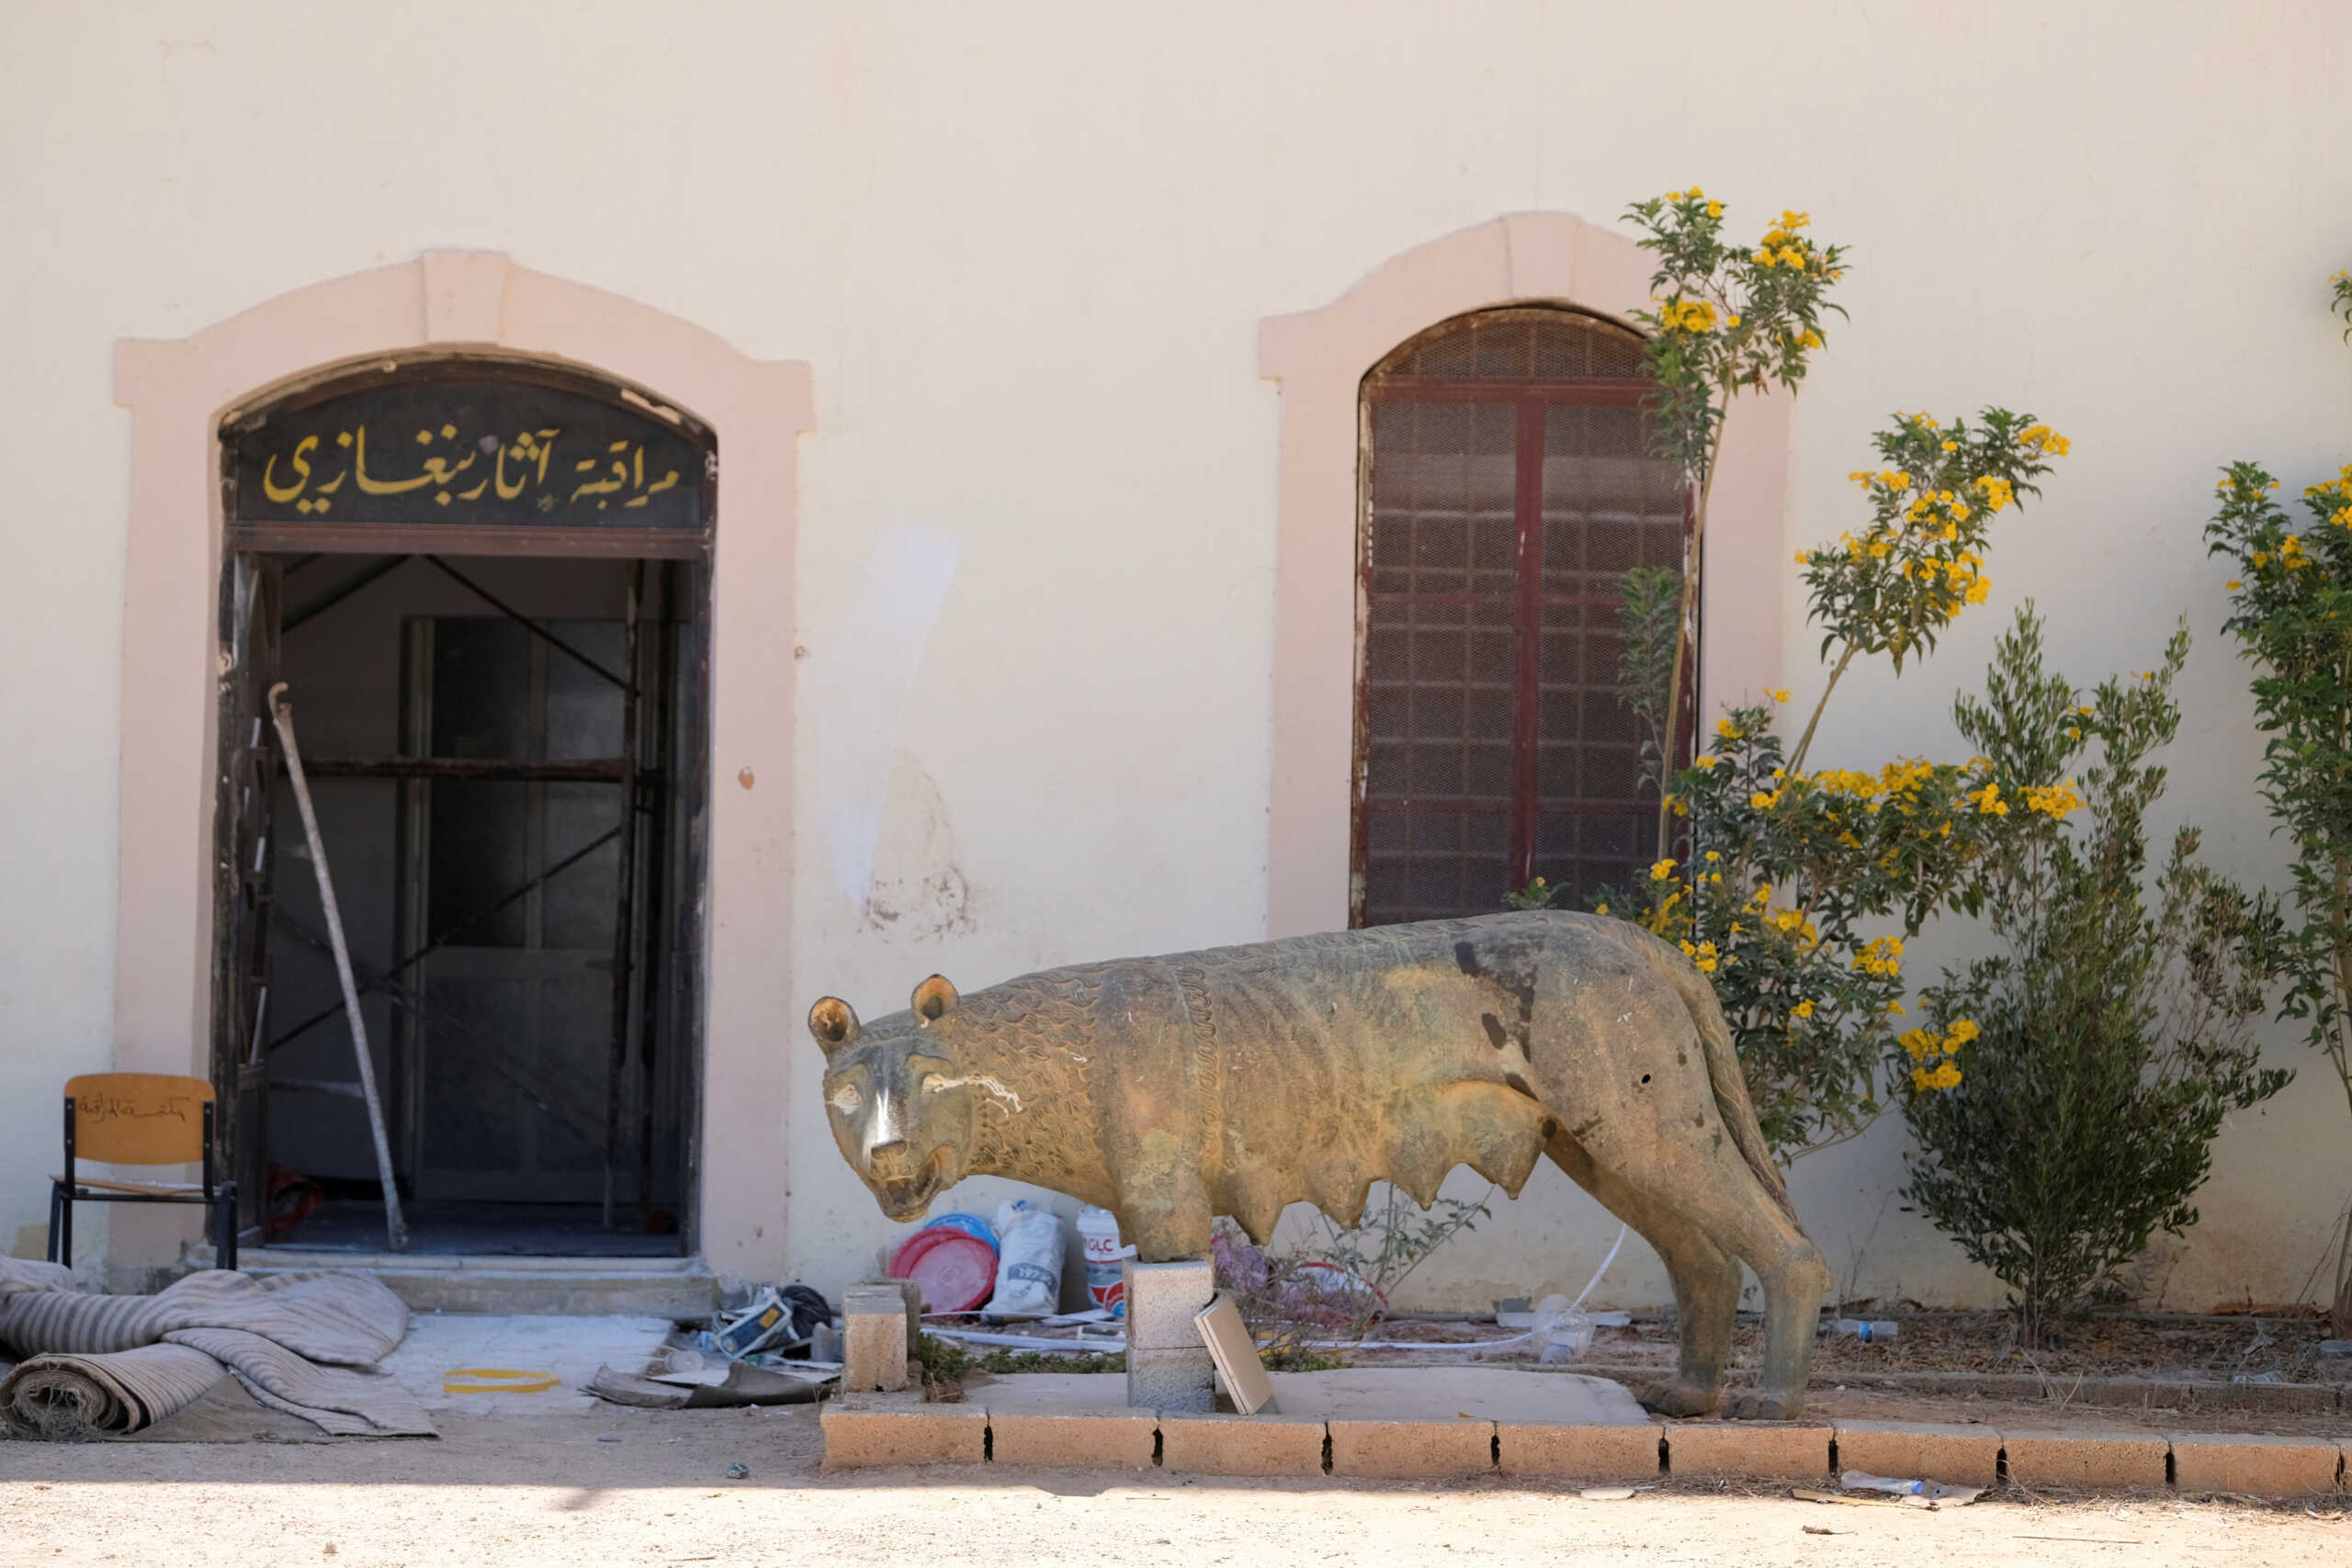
(2, 2), (2348, 1311)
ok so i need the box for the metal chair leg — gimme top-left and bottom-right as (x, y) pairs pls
(56, 1188), (73, 1272)
(217, 1189), (239, 1271)
(46, 1182), (63, 1265)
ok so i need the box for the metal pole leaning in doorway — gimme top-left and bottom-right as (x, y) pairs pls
(602, 560), (644, 1230)
(268, 682), (409, 1253)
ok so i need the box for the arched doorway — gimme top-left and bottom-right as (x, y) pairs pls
(214, 355), (713, 1255)
(1353, 306), (1690, 926)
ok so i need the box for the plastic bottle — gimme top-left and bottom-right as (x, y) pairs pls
(1829, 1317), (1900, 1342)
(1076, 1205), (1134, 1317)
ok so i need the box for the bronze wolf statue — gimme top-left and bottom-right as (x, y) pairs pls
(808, 910), (1831, 1418)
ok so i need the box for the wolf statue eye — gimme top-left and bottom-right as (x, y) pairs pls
(828, 1084), (862, 1115)
(920, 1073), (947, 1095)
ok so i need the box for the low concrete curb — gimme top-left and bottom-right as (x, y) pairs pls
(818, 1400), (2352, 1496)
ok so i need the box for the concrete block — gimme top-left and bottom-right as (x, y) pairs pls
(1833, 1419), (2003, 1486)
(1122, 1258), (1216, 1350)
(1329, 1417), (1495, 1476)
(1159, 1412), (1328, 1475)
(1128, 1344), (1216, 1414)
(988, 1407), (1159, 1470)
(1664, 1423), (1833, 1479)
(820, 1393), (987, 1469)
(2168, 1433), (2345, 1496)
(846, 1278), (922, 1345)
(842, 1282), (912, 1393)
(2001, 1428), (2168, 1489)
(1497, 1422), (1663, 1478)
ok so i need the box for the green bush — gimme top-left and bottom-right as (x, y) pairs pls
(1897, 607), (2288, 1343)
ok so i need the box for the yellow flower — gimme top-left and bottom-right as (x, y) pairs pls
(1750, 790), (1781, 809)
(1946, 1019), (1979, 1043)
(1595, 903), (1610, 916)
(1716, 718), (1741, 739)
(1968, 781), (2009, 816)
(2226, 580), (2243, 592)
(1940, 441), (1957, 453)
(1649, 859), (1678, 881)
(1792, 998), (1815, 1019)
(1725, 312), (1741, 327)
(1889, 1000), (1906, 1016)
(1693, 754), (1718, 770)
(1706, 201), (1723, 218)
(1778, 209), (1810, 231)
(1703, 850), (1721, 862)
(1686, 185), (1704, 198)
(1798, 328), (1823, 350)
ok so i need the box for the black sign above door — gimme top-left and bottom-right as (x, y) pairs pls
(223, 361), (714, 556)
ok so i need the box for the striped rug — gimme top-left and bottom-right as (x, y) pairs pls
(0, 1261), (432, 1440)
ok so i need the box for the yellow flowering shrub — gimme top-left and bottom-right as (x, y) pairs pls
(1620, 189), (1849, 854)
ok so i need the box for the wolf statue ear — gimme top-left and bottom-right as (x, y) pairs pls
(808, 997), (861, 1055)
(910, 975), (960, 1025)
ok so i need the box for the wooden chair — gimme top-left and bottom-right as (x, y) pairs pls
(49, 1073), (238, 1271)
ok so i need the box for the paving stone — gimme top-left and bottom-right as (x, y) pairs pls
(1122, 1258), (1216, 1350)
(842, 1295), (910, 1394)
(1664, 1423), (1833, 1479)
(2168, 1433), (2345, 1496)
(1127, 1343), (1216, 1414)
(820, 1393), (987, 1469)
(1328, 1416), (1495, 1476)
(989, 1407), (1159, 1470)
(1496, 1421), (1663, 1478)
(1159, 1411), (1328, 1475)
(2001, 1427), (2168, 1489)
(1833, 1419), (2003, 1486)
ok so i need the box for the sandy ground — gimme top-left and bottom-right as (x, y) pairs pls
(4, 1401), (2347, 1568)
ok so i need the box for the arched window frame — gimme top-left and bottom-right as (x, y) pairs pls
(1353, 305), (1690, 926)
(1260, 213), (1792, 938)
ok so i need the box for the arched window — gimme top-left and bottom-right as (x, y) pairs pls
(1354, 308), (1689, 926)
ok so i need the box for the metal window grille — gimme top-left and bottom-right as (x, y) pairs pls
(1356, 309), (1690, 926)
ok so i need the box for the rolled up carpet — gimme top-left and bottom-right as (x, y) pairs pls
(2, 1343), (228, 1440)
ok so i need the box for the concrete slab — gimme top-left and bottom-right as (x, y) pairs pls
(1159, 1412), (1327, 1475)
(1833, 1419), (2004, 1486)
(989, 1407), (1159, 1469)
(1266, 1367), (1645, 1425)
(1664, 1423), (1834, 1479)
(380, 1313), (674, 1416)
(821, 1393), (989, 1469)
(1329, 1417), (1494, 1476)
(2167, 1433), (2345, 1496)
(1497, 1422), (1663, 1478)
(2002, 1428), (2169, 1489)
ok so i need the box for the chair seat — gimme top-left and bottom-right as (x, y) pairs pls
(54, 1174), (210, 1198)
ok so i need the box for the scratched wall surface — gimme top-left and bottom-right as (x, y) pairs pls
(2, 2), (2349, 1311)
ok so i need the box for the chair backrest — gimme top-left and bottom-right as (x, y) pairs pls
(63, 1073), (214, 1166)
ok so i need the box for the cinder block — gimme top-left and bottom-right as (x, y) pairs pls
(1834, 1419), (2004, 1487)
(846, 1278), (922, 1344)
(1127, 1344), (1216, 1414)
(989, 1407), (1159, 1470)
(842, 1283), (911, 1393)
(1664, 1422), (1833, 1479)
(1122, 1258), (1216, 1350)
(2001, 1428), (2168, 1489)
(1329, 1417), (1495, 1476)
(820, 1393), (987, 1469)
(1159, 1412), (1327, 1475)
(2168, 1433), (2344, 1496)
(1498, 1422), (1663, 1479)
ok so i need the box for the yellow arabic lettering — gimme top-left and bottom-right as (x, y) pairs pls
(262, 435), (317, 502)
(353, 427), (435, 496)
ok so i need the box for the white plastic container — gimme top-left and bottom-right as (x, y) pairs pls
(1077, 1204), (1134, 1316)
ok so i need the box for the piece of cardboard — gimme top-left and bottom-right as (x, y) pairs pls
(1193, 1292), (1275, 1416)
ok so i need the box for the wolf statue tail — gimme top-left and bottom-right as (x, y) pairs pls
(1654, 944), (1798, 1222)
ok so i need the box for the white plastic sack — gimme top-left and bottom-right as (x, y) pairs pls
(983, 1200), (1065, 1318)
